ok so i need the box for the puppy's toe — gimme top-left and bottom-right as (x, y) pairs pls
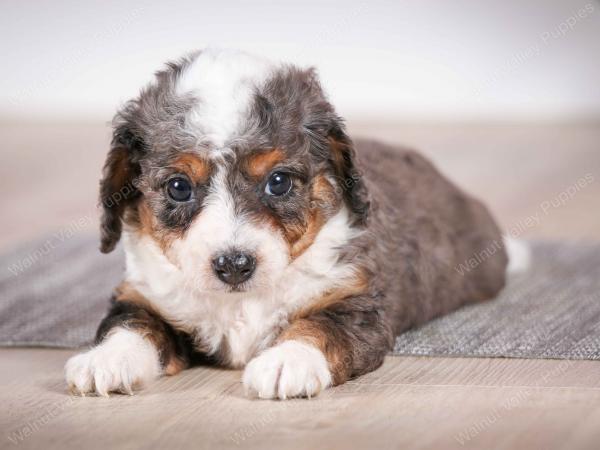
(64, 328), (161, 396)
(65, 352), (95, 395)
(243, 340), (332, 400)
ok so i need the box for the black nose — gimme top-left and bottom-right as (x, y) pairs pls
(211, 252), (256, 286)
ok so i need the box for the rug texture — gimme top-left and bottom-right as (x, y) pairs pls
(1, 234), (599, 359)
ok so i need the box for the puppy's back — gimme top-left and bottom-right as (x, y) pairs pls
(353, 139), (508, 334)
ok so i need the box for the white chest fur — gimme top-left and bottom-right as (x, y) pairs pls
(122, 208), (359, 368)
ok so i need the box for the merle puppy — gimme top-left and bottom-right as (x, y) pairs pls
(65, 49), (525, 399)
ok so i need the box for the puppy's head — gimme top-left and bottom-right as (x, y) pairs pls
(99, 49), (369, 294)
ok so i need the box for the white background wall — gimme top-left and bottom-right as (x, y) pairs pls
(1, 0), (599, 122)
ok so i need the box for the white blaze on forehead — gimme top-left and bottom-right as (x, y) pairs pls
(176, 48), (275, 149)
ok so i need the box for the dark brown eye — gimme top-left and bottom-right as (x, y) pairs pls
(167, 177), (192, 202)
(265, 172), (292, 196)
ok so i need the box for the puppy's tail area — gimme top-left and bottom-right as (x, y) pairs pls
(503, 236), (532, 275)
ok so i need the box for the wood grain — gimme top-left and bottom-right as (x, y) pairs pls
(2, 349), (600, 450)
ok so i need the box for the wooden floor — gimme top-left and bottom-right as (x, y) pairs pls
(3, 349), (600, 450)
(1, 122), (599, 449)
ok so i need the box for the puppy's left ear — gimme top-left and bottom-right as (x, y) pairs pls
(98, 124), (143, 253)
(327, 120), (370, 226)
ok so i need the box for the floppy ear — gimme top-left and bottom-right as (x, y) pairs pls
(327, 120), (370, 226)
(99, 125), (142, 253)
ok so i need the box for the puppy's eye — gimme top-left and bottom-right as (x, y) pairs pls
(167, 177), (192, 202)
(265, 172), (292, 196)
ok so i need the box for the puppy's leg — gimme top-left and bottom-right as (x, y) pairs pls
(65, 300), (187, 396)
(243, 296), (393, 399)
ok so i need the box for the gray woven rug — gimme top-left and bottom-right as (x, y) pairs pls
(394, 240), (600, 360)
(0, 235), (123, 347)
(1, 235), (599, 359)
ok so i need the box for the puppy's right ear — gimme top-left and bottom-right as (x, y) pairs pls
(99, 123), (143, 253)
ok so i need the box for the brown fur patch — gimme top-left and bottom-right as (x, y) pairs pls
(278, 270), (370, 385)
(328, 136), (346, 173)
(245, 148), (285, 179)
(291, 270), (369, 320)
(164, 355), (188, 376)
(99, 145), (141, 253)
(288, 174), (339, 259)
(172, 153), (211, 183)
(115, 281), (156, 312)
(134, 199), (180, 253)
(288, 209), (324, 259)
(105, 147), (132, 195)
(113, 282), (189, 374)
(278, 319), (351, 385)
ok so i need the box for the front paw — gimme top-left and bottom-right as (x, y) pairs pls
(242, 340), (332, 400)
(65, 328), (161, 396)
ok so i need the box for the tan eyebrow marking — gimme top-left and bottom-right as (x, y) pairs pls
(172, 153), (211, 183)
(246, 148), (285, 179)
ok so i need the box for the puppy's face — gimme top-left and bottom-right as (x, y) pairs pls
(135, 145), (336, 295)
(99, 50), (369, 295)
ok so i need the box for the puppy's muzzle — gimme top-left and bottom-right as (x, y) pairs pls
(211, 251), (256, 286)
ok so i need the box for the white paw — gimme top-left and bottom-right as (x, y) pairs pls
(242, 340), (332, 400)
(65, 328), (161, 396)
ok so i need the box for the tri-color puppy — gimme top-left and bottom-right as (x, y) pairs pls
(65, 49), (527, 399)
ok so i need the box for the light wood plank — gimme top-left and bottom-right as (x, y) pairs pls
(2, 349), (600, 450)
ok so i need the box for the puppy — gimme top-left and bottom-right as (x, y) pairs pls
(65, 49), (522, 399)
